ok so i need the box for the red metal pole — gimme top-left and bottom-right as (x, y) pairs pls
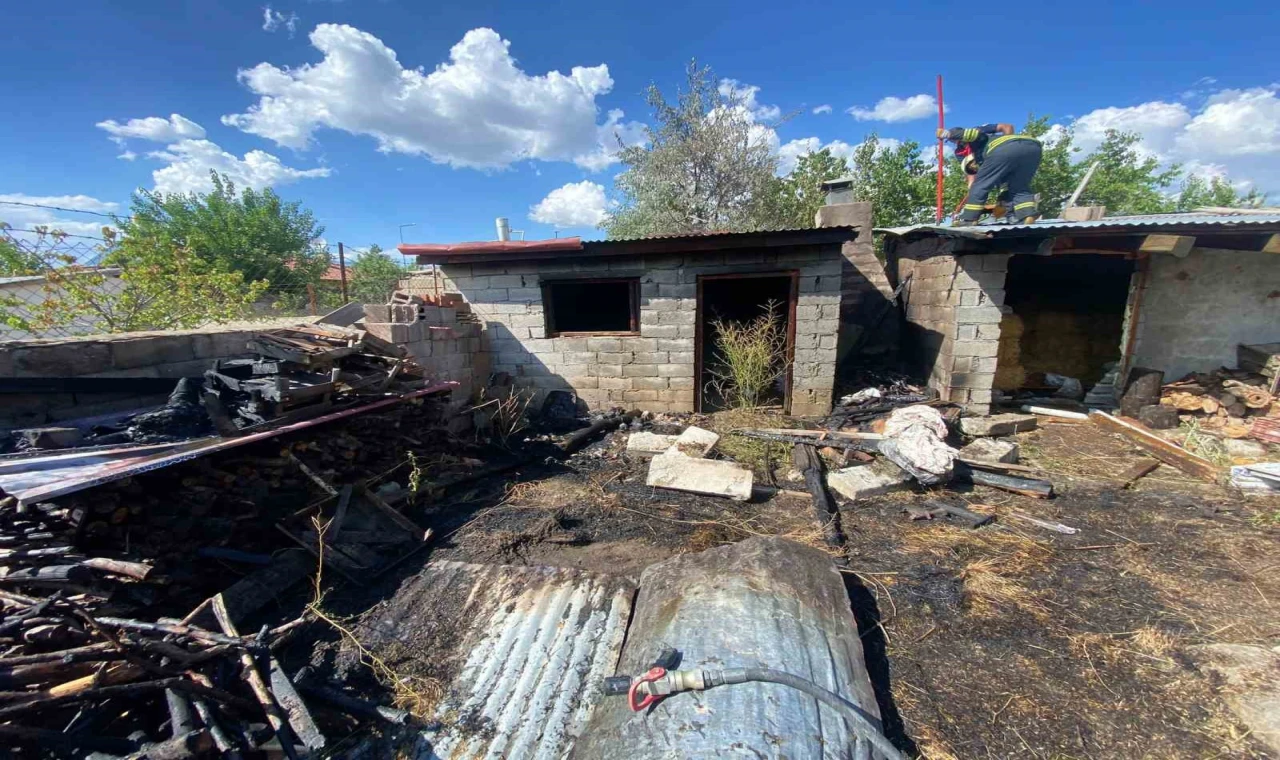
(936, 74), (945, 222)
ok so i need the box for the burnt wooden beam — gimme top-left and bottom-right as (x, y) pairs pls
(1089, 411), (1219, 482)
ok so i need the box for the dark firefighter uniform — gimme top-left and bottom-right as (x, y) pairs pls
(941, 125), (1042, 224)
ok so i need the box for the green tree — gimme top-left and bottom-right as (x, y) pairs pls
(1175, 174), (1267, 211)
(349, 244), (408, 304)
(0, 225), (44, 276)
(116, 172), (328, 286)
(769, 149), (851, 228)
(846, 135), (946, 228)
(0, 227), (267, 334)
(605, 62), (789, 237)
(1074, 130), (1181, 215)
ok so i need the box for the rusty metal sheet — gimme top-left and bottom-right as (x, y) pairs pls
(358, 561), (635, 760)
(0, 383), (456, 505)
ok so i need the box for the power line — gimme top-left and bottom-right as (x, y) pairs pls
(0, 200), (125, 220)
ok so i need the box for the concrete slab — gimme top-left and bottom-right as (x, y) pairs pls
(1189, 644), (1280, 754)
(959, 438), (1020, 464)
(625, 432), (678, 456)
(672, 426), (719, 458)
(827, 462), (911, 501)
(646, 451), (752, 501)
(960, 413), (1038, 437)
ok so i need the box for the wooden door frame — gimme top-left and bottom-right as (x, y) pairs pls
(694, 271), (799, 414)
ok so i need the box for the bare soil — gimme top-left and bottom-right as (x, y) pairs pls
(408, 413), (1280, 760)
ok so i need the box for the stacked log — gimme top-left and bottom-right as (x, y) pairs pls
(1159, 369), (1278, 438)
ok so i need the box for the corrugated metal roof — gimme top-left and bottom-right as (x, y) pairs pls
(0, 384), (457, 506)
(358, 560), (635, 760)
(399, 238), (584, 259)
(879, 212), (1280, 239)
(594, 225), (857, 243)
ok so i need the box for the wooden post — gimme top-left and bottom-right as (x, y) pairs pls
(337, 242), (349, 303)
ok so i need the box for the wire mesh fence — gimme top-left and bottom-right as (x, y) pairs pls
(0, 225), (409, 342)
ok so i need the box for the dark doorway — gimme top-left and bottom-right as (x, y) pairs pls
(995, 254), (1136, 391)
(697, 273), (796, 413)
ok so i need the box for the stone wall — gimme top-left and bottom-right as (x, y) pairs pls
(1129, 248), (1280, 380)
(430, 245), (843, 416)
(889, 236), (1009, 413)
(0, 326), (261, 427)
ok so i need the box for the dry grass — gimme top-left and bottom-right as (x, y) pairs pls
(960, 556), (1049, 620)
(308, 516), (444, 716)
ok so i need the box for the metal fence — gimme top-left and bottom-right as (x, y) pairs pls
(0, 226), (407, 342)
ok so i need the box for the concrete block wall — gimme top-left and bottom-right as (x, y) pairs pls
(429, 245), (843, 415)
(891, 236), (1010, 413)
(815, 202), (897, 361)
(363, 318), (488, 407)
(0, 326), (260, 427)
(1129, 248), (1280, 380)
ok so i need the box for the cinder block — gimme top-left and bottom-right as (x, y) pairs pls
(621, 338), (657, 352)
(658, 311), (696, 326)
(595, 364), (624, 377)
(676, 325), (696, 338)
(953, 341), (999, 358)
(587, 337), (622, 352)
(644, 271), (682, 285)
(657, 338), (694, 352)
(646, 298), (683, 312)
(598, 377), (630, 390)
(976, 324), (1001, 340)
(956, 306), (1003, 324)
(641, 325), (679, 339)
(669, 376), (695, 390)
(632, 352), (668, 364)
(623, 364), (659, 377)
(623, 389), (659, 402)
(666, 352), (693, 364)
(556, 337), (589, 352)
(632, 376), (669, 390)
(507, 288), (542, 302)
(658, 363), (694, 377)
(488, 275), (526, 288)
(597, 352), (634, 365)
(472, 288), (509, 302)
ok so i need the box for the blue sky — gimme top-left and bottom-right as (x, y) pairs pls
(2, 0), (1278, 252)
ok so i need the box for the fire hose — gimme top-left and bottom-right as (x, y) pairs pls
(604, 652), (906, 760)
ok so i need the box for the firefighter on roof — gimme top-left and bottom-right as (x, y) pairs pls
(939, 123), (1042, 225)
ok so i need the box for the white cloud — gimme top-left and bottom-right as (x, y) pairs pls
(847, 94), (939, 123)
(262, 6), (299, 37)
(718, 79), (781, 122)
(96, 114), (207, 144)
(812, 104), (832, 115)
(1181, 87), (1280, 156)
(146, 139), (331, 194)
(222, 25), (634, 170)
(528, 181), (608, 228)
(117, 150), (138, 161)
(1068, 86), (1280, 194)
(775, 136), (900, 175)
(777, 137), (858, 174)
(1073, 101), (1191, 157)
(573, 109), (648, 172)
(0, 193), (119, 238)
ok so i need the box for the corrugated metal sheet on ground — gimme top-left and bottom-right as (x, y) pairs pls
(879, 212), (1280, 239)
(359, 561), (635, 760)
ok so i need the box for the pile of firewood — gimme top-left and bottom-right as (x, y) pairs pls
(1160, 369), (1279, 438)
